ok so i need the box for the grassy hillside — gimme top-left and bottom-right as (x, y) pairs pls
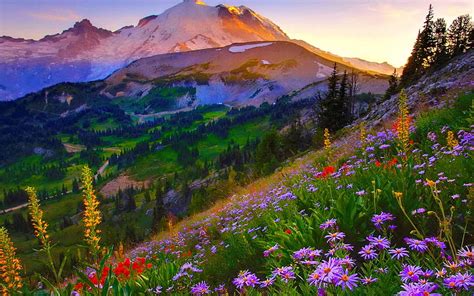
(2, 89), (471, 295)
(0, 96), (316, 279)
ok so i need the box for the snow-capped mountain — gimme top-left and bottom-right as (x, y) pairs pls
(0, 0), (288, 100)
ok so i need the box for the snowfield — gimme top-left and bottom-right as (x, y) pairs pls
(228, 42), (273, 53)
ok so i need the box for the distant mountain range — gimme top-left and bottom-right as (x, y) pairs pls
(0, 0), (397, 101)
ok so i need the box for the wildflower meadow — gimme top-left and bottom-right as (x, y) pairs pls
(0, 91), (472, 295)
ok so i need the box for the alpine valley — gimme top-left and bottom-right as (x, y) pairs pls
(0, 1), (473, 295)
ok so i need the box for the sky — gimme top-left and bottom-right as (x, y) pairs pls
(0, 0), (472, 66)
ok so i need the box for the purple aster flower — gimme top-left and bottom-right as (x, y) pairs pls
(355, 190), (367, 196)
(340, 243), (354, 251)
(259, 278), (275, 288)
(389, 247), (409, 259)
(233, 270), (260, 290)
(422, 269), (434, 278)
(307, 270), (325, 288)
(411, 208), (426, 215)
(190, 281), (210, 295)
(173, 271), (189, 281)
(334, 270), (359, 290)
(361, 277), (378, 285)
(405, 238), (428, 253)
(371, 212), (395, 228)
(453, 272), (473, 290)
(367, 235), (391, 249)
(214, 284), (226, 293)
(435, 268), (447, 278)
(315, 258), (343, 283)
(272, 266), (296, 283)
(443, 274), (460, 290)
(457, 246), (474, 260)
(338, 257), (355, 268)
(424, 237), (446, 249)
(320, 219), (337, 230)
(325, 231), (345, 242)
(358, 244), (378, 260)
(427, 132), (437, 142)
(400, 265), (423, 282)
(263, 244), (279, 257)
(379, 144), (390, 149)
(308, 249), (323, 258)
(388, 224), (397, 231)
(293, 247), (313, 260)
(399, 282), (441, 296)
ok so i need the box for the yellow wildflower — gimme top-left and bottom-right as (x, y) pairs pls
(446, 131), (458, 149)
(396, 90), (411, 157)
(81, 166), (102, 257)
(425, 179), (436, 187)
(393, 191), (403, 200)
(0, 227), (23, 294)
(324, 128), (331, 150)
(26, 187), (50, 247)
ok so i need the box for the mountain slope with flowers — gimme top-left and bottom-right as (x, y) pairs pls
(58, 53), (472, 294)
(120, 96), (473, 295)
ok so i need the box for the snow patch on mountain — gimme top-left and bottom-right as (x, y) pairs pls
(229, 42), (273, 53)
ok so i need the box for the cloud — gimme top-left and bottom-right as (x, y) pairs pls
(28, 9), (80, 22)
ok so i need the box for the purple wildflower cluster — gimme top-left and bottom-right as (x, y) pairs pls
(124, 124), (473, 295)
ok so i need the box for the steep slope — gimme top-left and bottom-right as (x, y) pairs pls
(0, 0), (288, 100)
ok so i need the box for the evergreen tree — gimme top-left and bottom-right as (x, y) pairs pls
(418, 4), (436, 67)
(152, 186), (166, 232)
(255, 130), (282, 175)
(316, 63), (338, 131)
(432, 18), (449, 67)
(448, 14), (473, 56)
(384, 70), (399, 100)
(72, 178), (80, 193)
(401, 5), (436, 86)
(339, 70), (351, 122)
(317, 65), (352, 131)
(401, 31), (424, 86)
(327, 63), (339, 101)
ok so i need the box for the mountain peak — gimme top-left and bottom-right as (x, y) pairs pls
(183, 0), (206, 5)
(74, 19), (93, 28)
(65, 18), (113, 37)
